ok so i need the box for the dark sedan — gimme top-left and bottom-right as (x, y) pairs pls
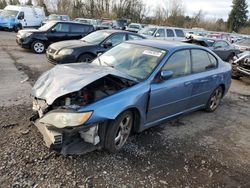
(185, 38), (240, 62)
(16, 21), (94, 54)
(46, 30), (145, 64)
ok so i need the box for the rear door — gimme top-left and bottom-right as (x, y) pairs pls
(70, 24), (92, 39)
(188, 49), (218, 109)
(166, 29), (175, 41)
(147, 50), (193, 123)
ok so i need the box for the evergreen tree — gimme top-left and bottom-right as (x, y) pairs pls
(227, 0), (249, 32)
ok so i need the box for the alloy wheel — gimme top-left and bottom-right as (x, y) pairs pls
(209, 88), (223, 111)
(34, 42), (45, 53)
(114, 115), (132, 149)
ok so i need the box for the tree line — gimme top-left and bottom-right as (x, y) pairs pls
(0, 0), (249, 34)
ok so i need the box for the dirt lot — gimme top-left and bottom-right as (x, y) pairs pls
(0, 31), (250, 188)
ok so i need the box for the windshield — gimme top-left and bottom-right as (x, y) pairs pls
(39, 22), (56, 31)
(1, 10), (18, 17)
(139, 27), (157, 36)
(236, 39), (250, 46)
(92, 43), (167, 80)
(81, 31), (110, 44)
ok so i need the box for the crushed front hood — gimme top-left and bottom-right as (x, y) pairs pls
(32, 63), (136, 105)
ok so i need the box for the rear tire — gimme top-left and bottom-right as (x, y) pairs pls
(78, 54), (95, 63)
(31, 40), (46, 54)
(105, 111), (133, 153)
(205, 86), (223, 112)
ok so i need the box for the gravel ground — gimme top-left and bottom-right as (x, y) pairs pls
(0, 31), (250, 188)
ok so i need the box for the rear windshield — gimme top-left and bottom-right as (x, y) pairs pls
(236, 39), (250, 46)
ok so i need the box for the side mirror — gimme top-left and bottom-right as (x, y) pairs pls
(51, 28), (56, 33)
(160, 70), (173, 80)
(155, 33), (160, 37)
(103, 42), (113, 48)
(17, 15), (24, 20)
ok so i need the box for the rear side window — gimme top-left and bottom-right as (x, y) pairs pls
(53, 23), (70, 32)
(175, 29), (185, 37)
(162, 50), (191, 78)
(71, 24), (92, 33)
(166, 29), (175, 37)
(191, 49), (216, 73)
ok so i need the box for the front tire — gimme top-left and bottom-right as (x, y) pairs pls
(13, 24), (22, 32)
(78, 54), (94, 63)
(31, 40), (46, 54)
(105, 111), (133, 153)
(205, 86), (223, 112)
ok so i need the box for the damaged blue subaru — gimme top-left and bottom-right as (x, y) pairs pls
(31, 40), (232, 155)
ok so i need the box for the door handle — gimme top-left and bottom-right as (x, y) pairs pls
(184, 81), (192, 86)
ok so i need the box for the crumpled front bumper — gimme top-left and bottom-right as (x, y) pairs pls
(31, 110), (103, 155)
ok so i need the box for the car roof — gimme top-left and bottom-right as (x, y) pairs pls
(196, 37), (228, 42)
(49, 20), (92, 25)
(126, 39), (199, 51)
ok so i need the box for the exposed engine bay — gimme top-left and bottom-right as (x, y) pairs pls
(51, 75), (135, 108)
(232, 51), (250, 78)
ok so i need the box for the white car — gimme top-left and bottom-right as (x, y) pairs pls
(126, 23), (143, 33)
(139, 26), (185, 41)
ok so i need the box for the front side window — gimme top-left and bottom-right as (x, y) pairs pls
(18, 12), (24, 20)
(53, 23), (70, 32)
(105, 33), (126, 46)
(162, 50), (191, 78)
(191, 49), (216, 73)
(155, 29), (165, 37)
(167, 29), (175, 37)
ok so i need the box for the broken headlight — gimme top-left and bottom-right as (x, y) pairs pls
(39, 111), (93, 128)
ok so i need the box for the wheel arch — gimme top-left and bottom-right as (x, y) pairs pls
(77, 52), (96, 62)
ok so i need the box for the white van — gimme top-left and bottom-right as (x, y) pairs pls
(139, 26), (186, 41)
(0, 5), (45, 32)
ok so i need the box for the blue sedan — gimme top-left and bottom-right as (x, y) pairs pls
(31, 40), (232, 155)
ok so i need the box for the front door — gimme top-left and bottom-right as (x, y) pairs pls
(147, 50), (193, 123)
(47, 23), (70, 43)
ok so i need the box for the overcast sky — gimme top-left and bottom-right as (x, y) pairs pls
(143, 0), (250, 20)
